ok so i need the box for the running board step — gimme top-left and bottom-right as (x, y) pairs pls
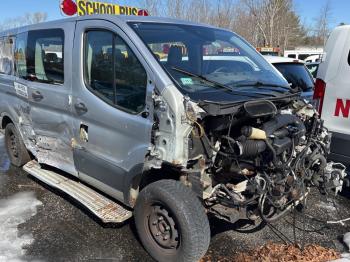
(23, 160), (132, 223)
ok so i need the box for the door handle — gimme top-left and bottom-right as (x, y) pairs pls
(74, 102), (88, 114)
(32, 90), (44, 101)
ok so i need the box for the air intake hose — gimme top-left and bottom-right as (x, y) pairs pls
(234, 140), (267, 157)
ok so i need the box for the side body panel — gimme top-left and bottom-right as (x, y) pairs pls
(0, 35), (31, 141)
(21, 22), (77, 175)
(71, 19), (154, 203)
(0, 23), (77, 176)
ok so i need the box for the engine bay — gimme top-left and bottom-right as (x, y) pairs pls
(182, 97), (348, 224)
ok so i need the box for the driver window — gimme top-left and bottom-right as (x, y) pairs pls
(85, 30), (147, 114)
(114, 35), (147, 113)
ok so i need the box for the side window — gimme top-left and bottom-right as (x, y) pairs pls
(348, 49), (350, 66)
(85, 30), (147, 114)
(288, 54), (296, 58)
(15, 33), (28, 78)
(0, 37), (14, 75)
(26, 29), (64, 84)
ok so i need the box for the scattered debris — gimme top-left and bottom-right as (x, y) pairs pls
(327, 218), (350, 226)
(17, 184), (43, 190)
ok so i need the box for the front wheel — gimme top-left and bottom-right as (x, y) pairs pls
(134, 179), (210, 262)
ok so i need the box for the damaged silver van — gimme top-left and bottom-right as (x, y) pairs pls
(0, 15), (347, 262)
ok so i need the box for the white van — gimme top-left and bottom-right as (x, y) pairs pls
(315, 25), (350, 166)
(284, 48), (323, 61)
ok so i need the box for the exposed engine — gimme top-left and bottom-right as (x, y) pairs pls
(185, 98), (347, 224)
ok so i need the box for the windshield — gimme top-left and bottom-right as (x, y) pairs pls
(273, 63), (314, 92)
(129, 22), (290, 102)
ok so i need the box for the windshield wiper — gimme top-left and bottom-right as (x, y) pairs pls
(232, 81), (290, 90)
(171, 66), (235, 93)
(230, 81), (295, 94)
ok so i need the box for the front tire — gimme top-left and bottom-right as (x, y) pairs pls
(5, 123), (31, 167)
(134, 180), (210, 262)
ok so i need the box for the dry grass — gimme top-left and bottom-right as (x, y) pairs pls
(201, 243), (340, 262)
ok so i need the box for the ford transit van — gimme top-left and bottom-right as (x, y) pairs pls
(0, 15), (346, 262)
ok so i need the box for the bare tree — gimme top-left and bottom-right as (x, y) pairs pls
(0, 12), (47, 30)
(139, 0), (307, 50)
(241, 0), (269, 45)
(140, 0), (164, 16)
(24, 12), (47, 25)
(166, 0), (188, 19)
(209, 0), (236, 28)
(314, 0), (332, 46)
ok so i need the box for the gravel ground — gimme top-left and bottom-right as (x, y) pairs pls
(1, 133), (350, 261)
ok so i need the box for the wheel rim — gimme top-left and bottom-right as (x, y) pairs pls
(7, 130), (19, 159)
(147, 204), (180, 251)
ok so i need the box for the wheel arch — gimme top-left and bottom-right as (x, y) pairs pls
(1, 113), (14, 129)
(124, 164), (182, 207)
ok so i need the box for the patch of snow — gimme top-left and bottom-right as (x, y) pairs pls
(331, 255), (350, 262)
(0, 191), (42, 261)
(344, 233), (350, 251)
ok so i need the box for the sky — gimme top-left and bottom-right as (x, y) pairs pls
(294, 0), (350, 28)
(0, 0), (349, 29)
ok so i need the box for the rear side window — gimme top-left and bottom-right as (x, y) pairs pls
(15, 29), (64, 84)
(85, 30), (147, 114)
(0, 37), (14, 75)
(348, 49), (350, 66)
(15, 33), (28, 78)
(27, 29), (64, 84)
(273, 63), (314, 92)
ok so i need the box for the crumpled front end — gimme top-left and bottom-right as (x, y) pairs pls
(149, 93), (348, 224)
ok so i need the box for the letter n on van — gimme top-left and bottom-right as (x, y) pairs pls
(334, 99), (350, 118)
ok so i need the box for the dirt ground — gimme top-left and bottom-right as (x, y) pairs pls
(1, 133), (350, 261)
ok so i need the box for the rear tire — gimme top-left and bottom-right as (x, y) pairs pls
(5, 123), (31, 167)
(134, 179), (210, 262)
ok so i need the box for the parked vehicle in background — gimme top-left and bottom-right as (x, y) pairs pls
(305, 54), (322, 63)
(306, 62), (320, 79)
(264, 56), (314, 101)
(284, 48), (323, 61)
(315, 25), (350, 167)
(256, 46), (280, 56)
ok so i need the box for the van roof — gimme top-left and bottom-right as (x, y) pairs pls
(332, 24), (350, 34)
(0, 14), (219, 37)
